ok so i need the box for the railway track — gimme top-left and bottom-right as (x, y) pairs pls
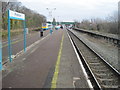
(68, 30), (120, 89)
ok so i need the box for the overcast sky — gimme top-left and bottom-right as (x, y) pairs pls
(19, 0), (119, 22)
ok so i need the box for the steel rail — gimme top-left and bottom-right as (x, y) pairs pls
(68, 29), (120, 89)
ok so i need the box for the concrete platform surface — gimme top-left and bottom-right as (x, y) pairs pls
(2, 29), (90, 89)
(56, 29), (90, 88)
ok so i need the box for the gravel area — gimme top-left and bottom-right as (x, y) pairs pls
(74, 28), (119, 39)
(71, 29), (119, 72)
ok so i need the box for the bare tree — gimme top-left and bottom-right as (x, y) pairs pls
(75, 11), (118, 34)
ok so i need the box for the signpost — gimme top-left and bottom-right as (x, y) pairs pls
(0, 2), (2, 71)
(8, 10), (26, 62)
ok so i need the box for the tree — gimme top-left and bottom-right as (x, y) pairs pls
(2, 1), (46, 30)
(76, 11), (118, 34)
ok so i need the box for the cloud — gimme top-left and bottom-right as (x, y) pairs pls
(20, 0), (119, 21)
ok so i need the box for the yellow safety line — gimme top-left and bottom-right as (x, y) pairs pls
(2, 39), (23, 48)
(1, 33), (37, 48)
(51, 34), (64, 89)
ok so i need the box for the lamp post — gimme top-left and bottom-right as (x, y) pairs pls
(46, 8), (56, 34)
(57, 16), (59, 25)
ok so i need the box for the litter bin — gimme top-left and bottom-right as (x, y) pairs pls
(40, 29), (43, 37)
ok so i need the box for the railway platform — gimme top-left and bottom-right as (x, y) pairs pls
(2, 28), (90, 89)
(55, 29), (90, 88)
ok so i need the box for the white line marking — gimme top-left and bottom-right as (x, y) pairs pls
(67, 31), (93, 89)
(73, 77), (80, 88)
(3, 34), (50, 64)
(30, 48), (37, 54)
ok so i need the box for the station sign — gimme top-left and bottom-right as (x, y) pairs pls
(9, 10), (25, 20)
(7, 10), (26, 63)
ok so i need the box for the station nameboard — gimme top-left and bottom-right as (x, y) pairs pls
(7, 10), (26, 63)
(9, 10), (25, 20)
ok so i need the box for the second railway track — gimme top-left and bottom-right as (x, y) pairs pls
(68, 29), (120, 89)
